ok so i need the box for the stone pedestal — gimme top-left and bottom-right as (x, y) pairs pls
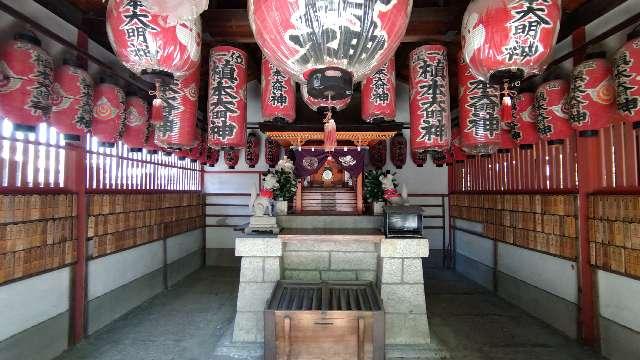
(379, 238), (430, 345)
(233, 236), (282, 343)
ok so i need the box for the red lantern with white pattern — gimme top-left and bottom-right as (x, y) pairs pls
(245, 132), (261, 168)
(511, 92), (539, 148)
(155, 67), (200, 149)
(92, 78), (125, 147)
(458, 52), (502, 155)
(568, 55), (617, 135)
(208, 46), (247, 149)
(390, 133), (407, 169)
(369, 140), (387, 169)
(261, 58), (295, 123)
(50, 59), (93, 141)
(614, 30), (640, 124)
(0, 32), (53, 133)
(534, 79), (572, 145)
(122, 95), (149, 152)
(362, 59), (396, 122)
(409, 45), (451, 152)
(224, 149), (240, 169)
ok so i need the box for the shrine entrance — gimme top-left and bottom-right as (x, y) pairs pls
(300, 156), (358, 214)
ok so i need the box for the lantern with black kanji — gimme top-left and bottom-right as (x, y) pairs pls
(224, 149), (240, 169)
(614, 29), (640, 124)
(534, 79), (572, 145)
(511, 92), (539, 148)
(0, 31), (53, 133)
(122, 94), (149, 152)
(362, 59), (396, 122)
(92, 78), (125, 147)
(245, 132), (260, 168)
(261, 58), (295, 123)
(390, 133), (407, 169)
(208, 46), (247, 149)
(50, 58), (93, 141)
(411, 149), (428, 167)
(249, 0), (410, 109)
(369, 140), (387, 169)
(458, 53), (502, 155)
(461, 0), (562, 124)
(265, 137), (281, 168)
(409, 45), (451, 151)
(568, 55), (617, 135)
(206, 146), (220, 167)
(155, 67), (200, 149)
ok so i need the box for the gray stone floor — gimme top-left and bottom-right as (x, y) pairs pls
(55, 266), (605, 360)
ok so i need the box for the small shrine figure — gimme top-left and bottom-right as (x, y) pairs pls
(250, 172), (279, 217)
(380, 172), (409, 206)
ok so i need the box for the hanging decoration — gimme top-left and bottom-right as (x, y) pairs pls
(461, 0), (562, 125)
(614, 29), (640, 124)
(248, 0), (411, 109)
(0, 31), (53, 133)
(206, 146), (220, 167)
(534, 79), (572, 145)
(458, 52), (502, 155)
(361, 58), (396, 122)
(431, 151), (447, 167)
(511, 92), (539, 148)
(49, 58), (93, 141)
(92, 78), (126, 147)
(301, 86), (350, 112)
(411, 149), (428, 167)
(122, 94), (149, 152)
(265, 137), (281, 168)
(208, 46), (247, 149)
(224, 149), (240, 169)
(369, 140), (387, 169)
(409, 45), (451, 152)
(155, 67), (200, 149)
(323, 112), (337, 152)
(568, 55), (617, 135)
(143, 124), (160, 154)
(245, 132), (261, 168)
(261, 58), (296, 123)
(390, 133), (407, 169)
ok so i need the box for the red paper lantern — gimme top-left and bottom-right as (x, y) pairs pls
(390, 133), (407, 169)
(362, 59), (396, 122)
(458, 53), (502, 155)
(511, 92), (539, 147)
(409, 45), (451, 151)
(411, 150), (428, 167)
(155, 67), (200, 149)
(143, 124), (160, 154)
(245, 132), (261, 168)
(534, 79), (572, 145)
(614, 31), (640, 124)
(262, 58), (296, 123)
(568, 56), (617, 134)
(248, 0), (411, 107)
(206, 147), (220, 167)
(122, 95), (149, 151)
(265, 137), (281, 168)
(208, 46), (247, 149)
(431, 151), (446, 167)
(106, 0), (201, 82)
(224, 149), (240, 169)
(369, 140), (387, 169)
(0, 32), (53, 133)
(50, 59), (93, 141)
(92, 79), (125, 147)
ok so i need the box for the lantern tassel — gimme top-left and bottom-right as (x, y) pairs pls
(150, 81), (163, 125)
(323, 110), (337, 152)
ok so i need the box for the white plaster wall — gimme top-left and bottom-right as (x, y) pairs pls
(597, 270), (640, 333)
(87, 241), (164, 300)
(166, 229), (203, 264)
(0, 267), (71, 342)
(454, 219), (495, 268)
(205, 227), (239, 249)
(204, 172), (260, 194)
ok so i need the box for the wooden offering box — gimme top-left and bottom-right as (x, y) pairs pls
(265, 281), (384, 360)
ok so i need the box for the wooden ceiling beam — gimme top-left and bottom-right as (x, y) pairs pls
(557, 0), (629, 41)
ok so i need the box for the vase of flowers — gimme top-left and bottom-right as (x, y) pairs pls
(273, 157), (297, 215)
(364, 169), (385, 215)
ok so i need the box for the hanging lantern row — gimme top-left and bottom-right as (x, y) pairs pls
(224, 149), (240, 169)
(265, 137), (281, 168)
(411, 149), (429, 168)
(409, 45), (451, 152)
(261, 58), (296, 123)
(511, 92), (539, 148)
(122, 94), (149, 151)
(91, 78), (126, 148)
(614, 29), (640, 125)
(390, 133), (407, 169)
(361, 59), (397, 123)
(156, 66), (200, 149)
(206, 147), (220, 167)
(245, 132), (261, 168)
(534, 79), (572, 145)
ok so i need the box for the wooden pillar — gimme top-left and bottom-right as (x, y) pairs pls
(294, 180), (302, 213)
(356, 173), (363, 215)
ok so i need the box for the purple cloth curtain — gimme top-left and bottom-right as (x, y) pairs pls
(294, 149), (365, 178)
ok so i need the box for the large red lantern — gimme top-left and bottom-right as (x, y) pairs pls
(208, 46), (247, 150)
(409, 45), (451, 151)
(245, 132), (261, 168)
(248, 0), (411, 108)
(92, 78), (125, 147)
(122, 94), (149, 151)
(0, 32), (53, 133)
(261, 58), (296, 123)
(390, 133), (407, 169)
(265, 137), (281, 168)
(49, 59), (93, 141)
(568, 55), (617, 135)
(155, 67), (200, 149)
(511, 92), (539, 148)
(362, 59), (396, 122)
(369, 140), (387, 169)
(224, 149), (240, 169)
(614, 30), (640, 124)
(534, 79), (572, 145)
(458, 53), (502, 155)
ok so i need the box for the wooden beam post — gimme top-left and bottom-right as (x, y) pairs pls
(295, 180), (302, 213)
(356, 173), (364, 215)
